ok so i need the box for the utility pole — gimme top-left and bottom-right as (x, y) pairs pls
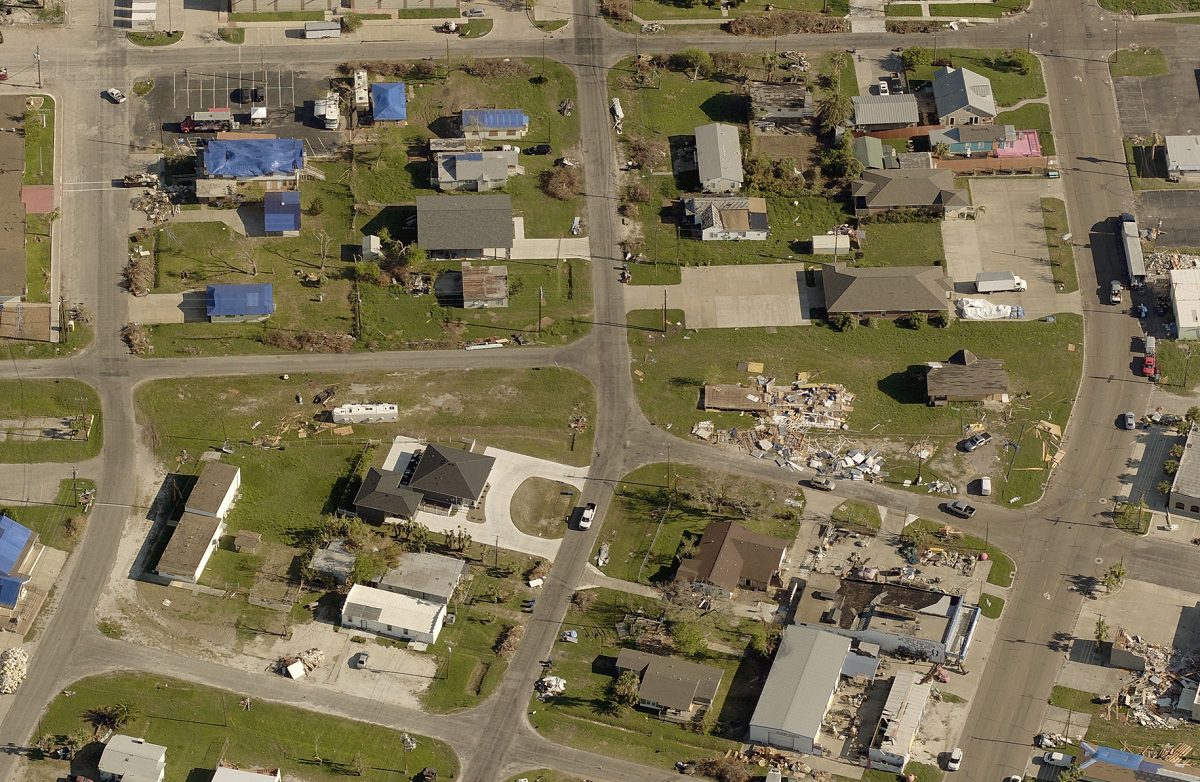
(34, 47), (42, 89)
(71, 466), (78, 505)
(661, 288), (667, 332)
(538, 286), (544, 334)
(1027, 31), (1033, 52)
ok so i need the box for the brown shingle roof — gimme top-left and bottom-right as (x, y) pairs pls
(675, 520), (786, 592)
(925, 349), (1009, 400)
(821, 263), (950, 314)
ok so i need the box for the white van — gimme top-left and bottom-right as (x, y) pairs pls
(979, 476), (992, 496)
(1145, 336), (1157, 356)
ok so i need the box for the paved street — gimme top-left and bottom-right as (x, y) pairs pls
(0, 2), (1199, 782)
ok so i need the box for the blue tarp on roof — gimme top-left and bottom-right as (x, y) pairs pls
(206, 284), (275, 317)
(0, 516), (32, 576)
(204, 139), (304, 178)
(0, 575), (27, 609)
(371, 83), (407, 121)
(264, 191), (302, 233)
(1080, 743), (1149, 772)
(461, 109), (529, 130)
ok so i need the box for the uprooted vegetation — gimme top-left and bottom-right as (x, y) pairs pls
(725, 11), (846, 35)
(542, 166), (582, 200)
(600, 0), (633, 19)
(263, 330), (354, 353)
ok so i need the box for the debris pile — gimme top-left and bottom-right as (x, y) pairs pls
(130, 186), (179, 224)
(0, 647), (29, 693)
(1147, 251), (1200, 276)
(779, 51), (811, 71)
(120, 322), (152, 355)
(1101, 629), (1200, 730)
(535, 675), (566, 700)
(277, 647), (325, 678)
(640, 21), (664, 32)
(729, 744), (834, 774)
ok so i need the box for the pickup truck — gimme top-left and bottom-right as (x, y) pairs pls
(578, 502), (596, 530)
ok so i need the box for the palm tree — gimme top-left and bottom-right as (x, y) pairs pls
(817, 89), (853, 135)
(932, 141), (951, 159)
(828, 51), (850, 89)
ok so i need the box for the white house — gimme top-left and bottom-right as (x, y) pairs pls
(341, 583), (446, 644)
(212, 767), (281, 782)
(156, 512), (223, 583)
(184, 461), (241, 520)
(98, 736), (167, 782)
(695, 123), (744, 194)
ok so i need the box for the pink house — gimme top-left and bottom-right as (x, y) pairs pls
(995, 129), (1042, 158)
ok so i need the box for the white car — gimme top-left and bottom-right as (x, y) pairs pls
(877, 80), (890, 96)
(578, 502), (596, 530)
(1043, 752), (1074, 768)
(106, 88), (128, 104)
(948, 748), (963, 771)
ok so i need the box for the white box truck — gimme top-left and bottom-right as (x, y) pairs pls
(303, 20), (341, 38)
(975, 272), (1028, 293)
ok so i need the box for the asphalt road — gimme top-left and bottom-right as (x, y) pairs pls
(1, 1), (1199, 782)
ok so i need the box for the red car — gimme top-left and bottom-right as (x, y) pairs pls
(1143, 355), (1157, 377)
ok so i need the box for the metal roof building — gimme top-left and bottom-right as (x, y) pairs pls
(263, 190), (301, 234)
(459, 109), (530, 138)
(749, 625), (852, 754)
(694, 123), (744, 194)
(851, 95), (920, 128)
(1171, 268), (1200, 340)
(99, 736), (167, 782)
(867, 670), (932, 772)
(370, 82), (408, 123)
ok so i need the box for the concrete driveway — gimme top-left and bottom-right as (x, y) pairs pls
(511, 216), (590, 259)
(623, 263), (816, 328)
(127, 291), (209, 324)
(943, 179), (1082, 318)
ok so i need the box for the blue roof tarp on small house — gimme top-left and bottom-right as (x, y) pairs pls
(461, 109), (529, 130)
(206, 284), (276, 318)
(371, 83), (408, 121)
(0, 574), (28, 608)
(0, 516), (32, 576)
(204, 139), (305, 178)
(264, 191), (302, 233)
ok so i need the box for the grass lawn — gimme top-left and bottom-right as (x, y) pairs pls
(534, 19), (569, 31)
(422, 548), (542, 712)
(859, 222), (945, 266)
(1113, 500), (1151, 535)
(1048, 683), (1200, 753)
(23, 96), (54, 186)
(628, 312), (1083, 507)
(996, 103), (1056, 157)
(531, 588), (768, 767)
(396, 6), (457, 15)
(902, 518), (1015, 587)
(3, 478), (95, 553)
(32, 673), (457, 782)
(1155, 339), (1200, 391)
(1123, 140), (1197, 191)
(127, 30), (183, 45)
(0, 379), (101, 463)
(1099, 0), (1197, 13)
(137, 366), (594, 534)
(979, 592), (1004, 618)
(510, 477), (574, 537)
(886, 3), (926, 15)
(228, 10), (323, 19)
(928, 0), (1027, 16)
(831, 499), (882, 531)
(133, 78), (155, 96)
(632, 0), (847, 19)
(1040, 198), (1078, 293)
(1050, 685), (1097, 711)
(601, 463), (803, 584)
(25, 213), (51, 302)
(458, 18), (492, 36)
(352, 60), (581, 239)
(907, 49), (1045, 107)
(217, 26), (245, 43)
(1110, 46), (1169, 78)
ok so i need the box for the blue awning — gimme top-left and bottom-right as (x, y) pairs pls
(0, 575), (27, 608)
(264, 191), (301, 233)
(206, 284), (275, 317)
(371, 83), (407, 121)
(0, 516), (32, 575)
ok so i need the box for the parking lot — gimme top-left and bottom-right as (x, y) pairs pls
(1113, 66), (1200, 138)
(133, 67), (342, 151)
(1135, 190), (1200, 247)
(942, 178), (1081, 318)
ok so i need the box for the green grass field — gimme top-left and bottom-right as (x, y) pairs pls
(1099, 0), (1198, 13)
(885, 3), (925, 15)
(23, 96), (54, 186)
(3, 478), (95, 553)
(1110, 46), (1170, 78)
(628, 311), (1083, 506)
(32, 673), (457, 782)
(979, 592), (1005, 618)
(601, 463), (803, 583)
(25, 213), (51, 302)
(0, 379), (101, 463)
(1040, 198), (1078, 293)
(831, 499), (882, 531)
(632, 0), (847, 19)
(907, 49), (1046, 107)
(996, 103), (1056, 156)
(927, 0), (1027, 16)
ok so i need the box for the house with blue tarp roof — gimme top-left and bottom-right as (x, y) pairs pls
(264, 191), (301, 235)
(206, 284), (275, 322)
(0, 515), (38, 610)
(459, 109), (530, 140)
(196, 138), (305, 202)
(371, 83), (408, 124)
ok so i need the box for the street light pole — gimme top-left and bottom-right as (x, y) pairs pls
(34, 47), (41, 89)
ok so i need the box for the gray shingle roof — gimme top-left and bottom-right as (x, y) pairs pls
(932, 66), (997, 119)
(355, 467), (423, 519)
(851, 94), (919, 127)
(1172, 427), (1200, 497)
(435, 150), (517, 187)
(852, 169), (967, 210)
(615, 648), (724, 712)
(408, 444), (495, 502)
(416, 194), (514, 251)
(695, 123), (744, 186)
(822, 263), (950, 314)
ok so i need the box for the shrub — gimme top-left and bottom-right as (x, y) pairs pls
(542, 166), (581, 201)
(888, 20), (940, 33)
(307, 195), (325, 216)
(626, 182), (650, 203)
(353, 260), (381, 281)
(930, 311), (951, 328)
(901, 46), (933, 69)
(341, 12), (364, 31)
(830, 312), (859, 332)
(696, 758), (751, 782)
(465, 58), (530, 78)
(725, 10), (846, 35)
(1165, 459), (1180, 476)
(625, 135), (667, 169)
(898, 312), (927, 330)
(599, 0), (632, 20)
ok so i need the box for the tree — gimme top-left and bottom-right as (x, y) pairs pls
(395, 520), (430, 552)
(1165, 459), (1180, 476)
(571, 590), (596, 613)
(316, 228), (333, 275)
(352, 260), (381, 282)
(1158, 479), (1173, 495)
(672, 49), (714, 81)
(1094, 616), (1110, 645)
(671, 620), (705, 657)
(712, 52), (750, 78)
(403, 244), (428, 268)
(930, 311), (951, 328)
(932, 142), (951, 159)
(1103, 561), (1126, 592)
(307, 195), (325, 216)
(816, 89), (852, 134)
(901, 46), (933, 70)
(828, 50), (850, 83)
(608, 670), (641, 709)
(351, 551), (387, 584)
(1002, 48), (1036, 75)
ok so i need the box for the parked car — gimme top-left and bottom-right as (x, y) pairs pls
(944, 500), (977, 519)
(877, 79), (890, 96)
(350, 651), (369, 669)
(464, 6), (486, 15)
(960, 432), (993, 452)
(1043, 752), (1073, 768)
(1110, 280), (1123, 304)
(1142, 355), (1157, 377)
(947, 748), (963, 772)
(1121, 411), (1137, 430)
(106, 88), (127, 104)
(525, 144), (552, 155)
(578, 502), (596, 530)
(809, 476), (835, 492)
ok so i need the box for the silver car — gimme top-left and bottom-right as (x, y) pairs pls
(464, 6), (485, 16)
